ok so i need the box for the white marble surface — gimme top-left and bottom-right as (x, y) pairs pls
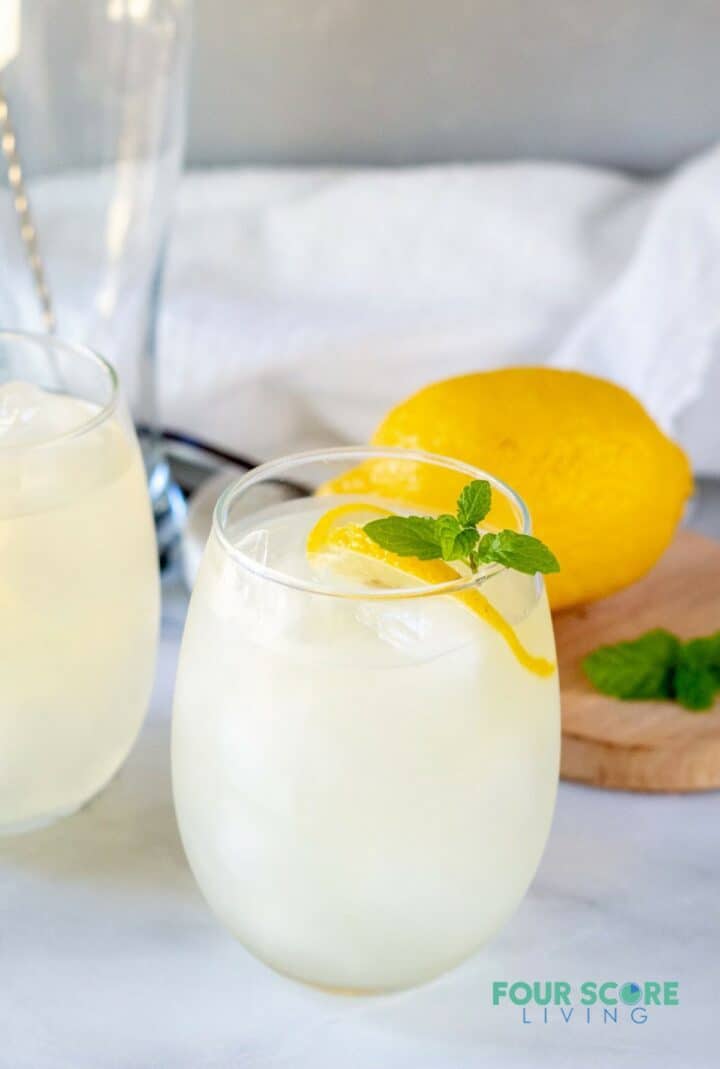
(2, 567), (719, 1068)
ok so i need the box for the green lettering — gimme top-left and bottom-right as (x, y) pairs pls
(580, 981), (597, 1006)
(554, 982), (571, 1006)
(664, 982), (679, 1006)
(510, 982), (533, 1006)
(599, 982), (617, 1006)
(492, 982), (508, 1005)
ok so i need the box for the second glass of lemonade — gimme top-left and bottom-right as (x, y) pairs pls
(0, 331), (159, 833)
(173, 448), (560, 992)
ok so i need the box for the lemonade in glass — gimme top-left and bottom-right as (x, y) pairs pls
(0, 331), (159, 833)
(172, 448), (560, 992)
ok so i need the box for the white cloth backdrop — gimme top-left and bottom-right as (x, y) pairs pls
(2, 147), (719, 471)
(159, 147), (720, 473)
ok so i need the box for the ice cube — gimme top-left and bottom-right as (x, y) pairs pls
(206, 526), (314, 646)
(355, 596), (476, 661)
(480, 567), (542, 625)
(235, 527), (269, 566)
(0, 382), (92, 445)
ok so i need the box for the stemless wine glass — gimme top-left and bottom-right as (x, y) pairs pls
(0, 330), (159, 833)
(173, 447), (560, 993)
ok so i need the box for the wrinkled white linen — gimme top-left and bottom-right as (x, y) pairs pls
(159, 153), (719, 471)
(2, 149), (718, 471)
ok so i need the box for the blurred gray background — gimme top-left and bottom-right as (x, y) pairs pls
(187, 0), (720, 173)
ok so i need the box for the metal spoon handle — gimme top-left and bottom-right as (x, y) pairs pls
(0, 76), (56, 334)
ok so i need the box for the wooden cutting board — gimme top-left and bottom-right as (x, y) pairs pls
(554, 529), (720, 792)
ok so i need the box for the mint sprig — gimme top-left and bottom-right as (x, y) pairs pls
(583, 629), (720, 712)
(457, 480), (492, 527)
(362, 479), (559, 577)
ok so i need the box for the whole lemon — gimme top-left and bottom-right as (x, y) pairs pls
(330, 368), (692, 610)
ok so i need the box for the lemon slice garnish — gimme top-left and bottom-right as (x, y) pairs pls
(307, 504), (555, 678)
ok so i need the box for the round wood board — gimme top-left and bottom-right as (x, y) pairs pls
(554, 529), (720, 792)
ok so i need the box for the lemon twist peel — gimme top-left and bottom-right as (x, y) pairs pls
(307, 504), (555, 679)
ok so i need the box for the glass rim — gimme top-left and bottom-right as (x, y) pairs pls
(212, 445), (533, 600)
(0, 329), (119, 451)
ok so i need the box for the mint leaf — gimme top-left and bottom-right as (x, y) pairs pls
(457, 480), (491, 527)
(434, 515), (463, 560)
(362, 478), (559, 579)
(475, 530), (560, 575)
(453, 526), (480, 560)
(363, 516), (442, 559)
(673, 662), (717, 711)
(584, 628), (720, 712)
(582, 629), (679, 700)
(679, 635), (720, 670)
(681, 634), (720, 674)
(673, 637), (720, 710)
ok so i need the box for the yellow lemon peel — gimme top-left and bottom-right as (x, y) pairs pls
(307, 504), (555, 679)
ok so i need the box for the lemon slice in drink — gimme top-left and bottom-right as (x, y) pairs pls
(307, 503), (555, 678)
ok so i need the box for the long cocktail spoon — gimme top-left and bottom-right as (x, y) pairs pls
(0, 76), (56, 336)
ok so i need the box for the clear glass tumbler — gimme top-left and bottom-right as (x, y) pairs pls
(0, 0), (192, 557)
(0, 330), (159, 833)
(172, 447), (560, 992)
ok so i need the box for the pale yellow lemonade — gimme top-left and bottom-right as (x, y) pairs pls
(0, 382), (159, 832)
(173, 483), (560, 992)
